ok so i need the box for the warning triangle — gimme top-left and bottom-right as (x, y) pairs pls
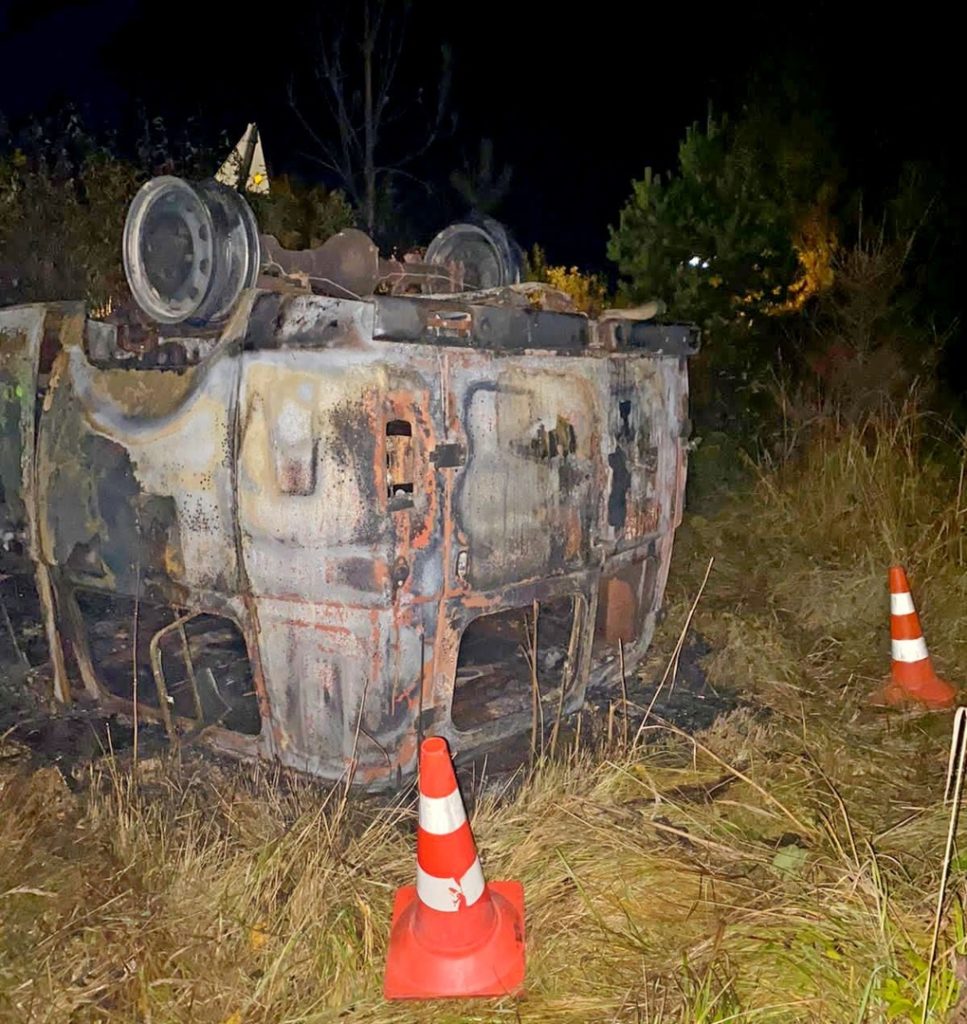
(215, 123), (270, 194)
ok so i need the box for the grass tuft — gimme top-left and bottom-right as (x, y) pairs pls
(2, 397), (967, 1022)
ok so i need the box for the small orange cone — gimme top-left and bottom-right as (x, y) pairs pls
(871, 566), (957, 710)
(383, 736), (525, 1000)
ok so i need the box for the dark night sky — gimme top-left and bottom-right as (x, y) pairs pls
(0, 0), (963, 270)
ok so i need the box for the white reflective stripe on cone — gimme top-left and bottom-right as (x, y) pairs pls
(416, 859), (487, 912)
(890, 592), (916, 615)
(892, 636), (929, 662)
(419, 789), (467, 835)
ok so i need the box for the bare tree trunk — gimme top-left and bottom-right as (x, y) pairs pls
(289, 0), (452, 240)
(363, 1), (376, 236)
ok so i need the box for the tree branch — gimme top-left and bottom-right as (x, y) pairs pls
(291, 0), (450, 236)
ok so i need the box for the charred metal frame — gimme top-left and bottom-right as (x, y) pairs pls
(0, 291), (697, 787)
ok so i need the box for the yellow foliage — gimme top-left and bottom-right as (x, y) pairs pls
(768, 205), (837, 315)
(89, 296), (114, 320)
(526, 244), (610, 316)
(544, 265), (609, 316)
(248, 923), (269, 952)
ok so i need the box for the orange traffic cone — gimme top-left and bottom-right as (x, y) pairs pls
(871, 566), (957, 710)
(383, 736), (525, 1000)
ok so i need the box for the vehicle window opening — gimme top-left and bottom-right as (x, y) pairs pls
(386, 419), (415, 506)
(73, 590), (261, 734)
(452, 596), (582, 732)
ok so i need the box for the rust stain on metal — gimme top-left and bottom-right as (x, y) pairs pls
(1, 286), (698, 788)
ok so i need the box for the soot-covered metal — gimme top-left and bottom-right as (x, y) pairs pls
(0, 189), (697, 788)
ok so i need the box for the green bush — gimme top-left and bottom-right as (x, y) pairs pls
(608, 109), (837, 326)
(0, 148), (140, 309)
(1, 114), (357, 311)
(248, 175), (355, 250)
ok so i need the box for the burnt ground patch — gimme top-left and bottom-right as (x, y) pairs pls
(0, 574), (171, 787)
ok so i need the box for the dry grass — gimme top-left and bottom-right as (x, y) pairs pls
(3, 399), (967, 1023)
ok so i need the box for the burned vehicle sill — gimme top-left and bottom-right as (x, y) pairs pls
(1, 289), (696, 789)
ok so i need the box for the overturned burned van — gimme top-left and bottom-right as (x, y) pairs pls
(0, 175), (696, 787)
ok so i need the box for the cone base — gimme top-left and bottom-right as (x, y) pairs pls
(383, 880), (525, 1000)
(869, 674), (958, 710)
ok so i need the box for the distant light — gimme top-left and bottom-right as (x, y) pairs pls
(687, 255), (711, 270)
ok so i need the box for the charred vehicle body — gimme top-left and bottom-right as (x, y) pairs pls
(0, 175), (696, 787)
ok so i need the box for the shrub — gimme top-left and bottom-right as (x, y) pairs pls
(525, 244), (610, 316)
(0, 148), (139, 309)
(248, 175), (355, 250)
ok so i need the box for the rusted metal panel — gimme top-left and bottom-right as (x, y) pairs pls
(374, 295), (595, 350)
(34, 328), (240, 604)
(0, 287), (694, 788)
(452, 360), (600, 588)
